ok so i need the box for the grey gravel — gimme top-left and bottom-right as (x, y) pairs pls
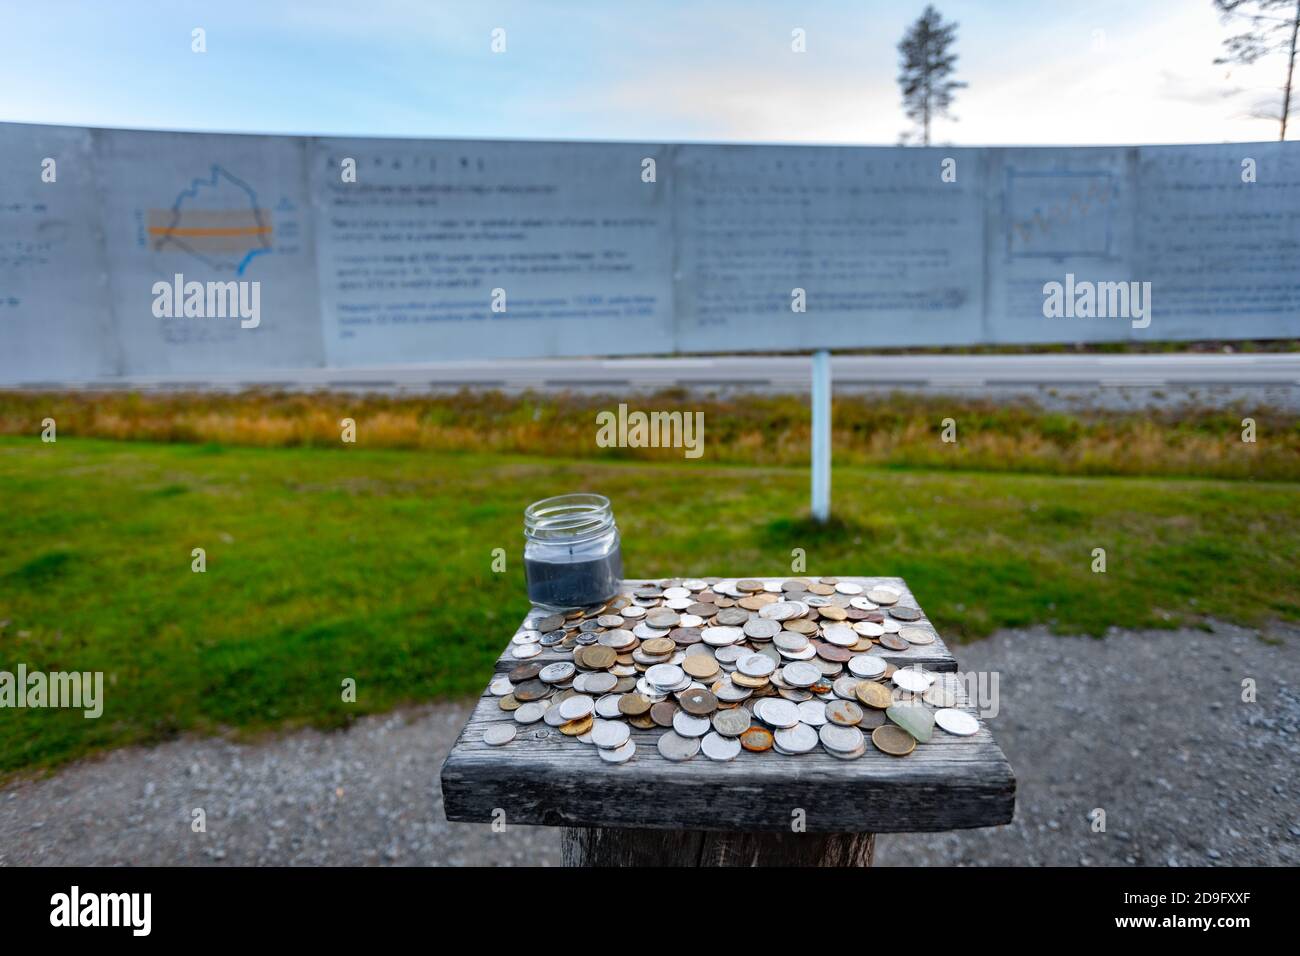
(1, 620), (1295, 866)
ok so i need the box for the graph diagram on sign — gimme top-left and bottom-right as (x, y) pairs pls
(1004, 169), (1118, 260)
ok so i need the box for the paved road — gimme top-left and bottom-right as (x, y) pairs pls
(14, 354), (1300, 408)
(3, 619), (1295, 867)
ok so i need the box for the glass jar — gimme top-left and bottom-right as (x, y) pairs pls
(523, 493), (623, 610)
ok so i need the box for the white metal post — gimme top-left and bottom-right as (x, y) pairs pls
(811, 349), (831, 521)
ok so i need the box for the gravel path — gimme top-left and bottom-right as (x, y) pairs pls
(2, 620), (1295, 867)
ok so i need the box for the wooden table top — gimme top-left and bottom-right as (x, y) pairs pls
(441, 577), (1016, 833)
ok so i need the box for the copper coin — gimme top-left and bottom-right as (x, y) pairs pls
(826, 699), (864, 725)
(513, 680), (551, 702)
(871, 724), (916, 756)
(813, 642), (852, 663)
(785, 618), (818, 634)
(641, 637), (676, 656)
(736, 579), (765, 592)
(856, 681), (894, 709)
(879, 634), (909, 651)
(498, 694), (521, 712)
(670, 626), (703, 644)
(680, 688), (718, 715)
(618, 693), (653, 716)
(807, 583), (835, 596)
(650, 701), (678, 727)
(582, 645), (617, 669)
(682, 654), (720, 679)
(858, 708), (887, 729)
(740, 727), (774, 751)
(889, 606), (922, 622)
(628, 713), (656, 729)
(508, 662), (544, 683)
(560, 715), (594, 736)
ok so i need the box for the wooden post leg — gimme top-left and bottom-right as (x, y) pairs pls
(561, 827), (874, 867)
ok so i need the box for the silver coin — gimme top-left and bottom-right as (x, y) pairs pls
(598, 738), (636, 763)
(866, 587), (901, 605)
(823, 623), (859, 647)
(778, 644), (817, 661)
(848, 655), (887, 679)
(833, 675), (862, 699)
(853, 621), (885, 638)
(782, 662), (821, 687)
(591, 719), (632, 748)
(511, 643), (542, 659)
(489, 676), (514, 696)
(892, 667), (935, 692)
(558, 695), (595, 720)
(774, 723), (818, 753)
(835, 581), (864, 595)
(797, 699), (828, 726)
(644, 663), (685, 688)
(882, 619), (902, 634)
(584, 672), (618, 694)
(714, 645), (748, 664)
(849, 596), (878, 611)
(683, 578), (709, 591)
(663, 586), (691, 600)
(513, 701), (548, 724)
(743, 618), (781, 641)
(539, 662), (576, 684)
(923, 682), (959, 707)
(633, 622), (670, 640)
(656, 731), (701, 762)
(673, 711), (713, 737)
(935, 708), (979, 736)
(512, 629), (540, 645)
(594, 694), (624, 718)
(702, 625), (744, 646)
(737, 653), (777, 677)
(819, 723), (863, 754)
(544, 702), (569, 726)
(714, 679), (753, 702)
(700, 731), (742, 761)
(678, 613), (704, 628)
(761, 698), (801, 728)
(899, 626), (936, 645)
(712, 708), (752, 737)
(774, 631), (809, 652)
(759, 601), (802, 622)
(483, 723), (516, 746)
(621, 605), (646, 619)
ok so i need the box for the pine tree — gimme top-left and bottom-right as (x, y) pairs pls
(1214, 0), (1300, 140)
(897, 5), (966, 146)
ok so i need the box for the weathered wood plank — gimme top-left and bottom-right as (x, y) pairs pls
(561, 827), (876, 866)
(441, 576), (1015, 833)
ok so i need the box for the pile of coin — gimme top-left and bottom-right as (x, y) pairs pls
(482, 577), (978, 764)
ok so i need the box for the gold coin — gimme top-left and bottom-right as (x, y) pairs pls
(738, 593), (777, 610)
(732, 672), (769, 689)
(807, 583), (835, 596)
(871, 724), (916, 755)
(618, 693), (653, 716)
(583, 645), (617, 669)
(641, 637), (676, 656)
(740, 727), (774, 751)
(786, 618), (818, 634)
(499, 694), (521, 711)
(856, 681), (894, 709)
(560, 715), (594, 736)
(682, 655), (720, 679)
(818, 605), (847, 621)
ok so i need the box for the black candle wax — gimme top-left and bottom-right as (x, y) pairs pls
(524, 549), (623, 608)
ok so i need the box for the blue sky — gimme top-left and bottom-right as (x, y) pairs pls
(1, 0), (1293, 144)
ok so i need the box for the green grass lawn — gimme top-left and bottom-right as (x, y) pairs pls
(1, 436), (1297, 776)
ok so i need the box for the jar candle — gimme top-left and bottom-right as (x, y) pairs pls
(523, 493), (623, 609)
